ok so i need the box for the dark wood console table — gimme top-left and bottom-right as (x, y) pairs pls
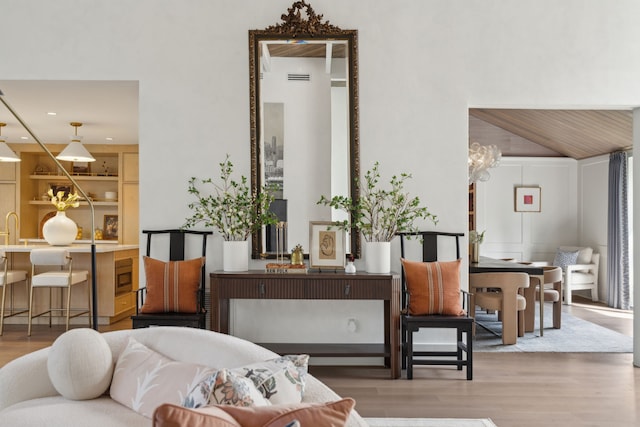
(210, 271), (401, 379)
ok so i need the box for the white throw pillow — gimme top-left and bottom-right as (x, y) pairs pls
(47, 328), (114, 400)
(110, 337), (218, 418)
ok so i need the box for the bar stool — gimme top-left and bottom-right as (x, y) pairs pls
(28, 248), (91, 336)
(0, 250), (29, 335)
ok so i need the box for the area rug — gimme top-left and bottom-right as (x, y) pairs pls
(473, 305), (632, 352)
(364, 418), (497, 427)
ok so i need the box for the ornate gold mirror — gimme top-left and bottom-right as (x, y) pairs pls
(249, 1), (360, 259)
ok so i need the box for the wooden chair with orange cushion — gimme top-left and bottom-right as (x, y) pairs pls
(398, 231), (472, 380)
(131, 229), (212, 329)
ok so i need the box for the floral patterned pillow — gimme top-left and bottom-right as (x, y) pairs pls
(184, 354), (309, 408)
(110, 337), (269, 418)
(182, 368), (270, 409)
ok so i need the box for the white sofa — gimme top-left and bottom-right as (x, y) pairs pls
(0, 327), (368, 427)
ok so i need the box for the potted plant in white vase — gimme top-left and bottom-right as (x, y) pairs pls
(318, 161), (437, 273)
(43, 189), (80, 246)
(184, 154), (277, 271)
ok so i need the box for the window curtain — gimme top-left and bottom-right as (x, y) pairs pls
(607, 151), (630, 309)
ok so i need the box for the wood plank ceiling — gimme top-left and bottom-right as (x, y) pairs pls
(469, 108), (633, 160)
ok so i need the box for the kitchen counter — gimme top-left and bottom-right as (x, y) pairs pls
(6, 243), (138, 253)
(3, 244), (139, 325)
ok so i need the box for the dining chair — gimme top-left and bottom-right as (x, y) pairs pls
(524, 266), (562, 335)
(469, 272), (529, 345)
(0, 250), (29, 335)
(28, 248), (91, 336)
(131, 229), (211, 329)
(398, 231), (473, 380)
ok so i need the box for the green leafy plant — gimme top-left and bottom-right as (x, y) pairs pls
(317, 161), (438, 242)
(184, 154), (278, 241)
(469, 230), (486, 244)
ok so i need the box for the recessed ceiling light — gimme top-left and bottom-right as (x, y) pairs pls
(20, 136), (28, 140)
(47, 112), (57, 116)
(105, 137), (113, 141)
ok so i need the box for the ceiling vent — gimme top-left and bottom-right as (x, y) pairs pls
(288, 73), (311, 82)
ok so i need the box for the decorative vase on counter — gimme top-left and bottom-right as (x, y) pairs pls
(364, 241), (391, 274)
(223, 240), (249, 272)
(42, 211), (78, 246)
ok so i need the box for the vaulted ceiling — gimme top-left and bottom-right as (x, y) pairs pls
(469, 108), (633, 160)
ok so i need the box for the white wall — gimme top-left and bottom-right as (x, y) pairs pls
(2, 0), (640, 354)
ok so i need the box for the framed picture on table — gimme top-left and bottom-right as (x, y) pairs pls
(309, 221), (346, 269)
(514, 186), (541, 212)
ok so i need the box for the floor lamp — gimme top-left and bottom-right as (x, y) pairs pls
(0, 89), (99, 330)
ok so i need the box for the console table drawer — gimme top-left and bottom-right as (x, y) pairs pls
(213, 277), (305, 299)
(304, 279), (390, 299)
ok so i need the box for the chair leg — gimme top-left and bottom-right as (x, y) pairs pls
(517, 309), (525, 337)
(406, 327), (414, 380)
(553, 300), (561, 329)
(539, 287), (544, 337)
(466, 328), (473, 380)
(0, 284), (6, 336)
(27, 284), (35, 337)
(456, 328), (463, 371)
(590, 287), (598, 302)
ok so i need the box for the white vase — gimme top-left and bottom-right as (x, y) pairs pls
(42, 211), (78, 246)
(223, 240), (249, 272)
(345, 261), (356, 274)
(365, 241), (391, 274)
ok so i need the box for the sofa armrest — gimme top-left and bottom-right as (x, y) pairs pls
(0, 347), (58, 411)
(566, 263), (596, 273)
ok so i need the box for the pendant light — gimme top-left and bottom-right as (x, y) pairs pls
(56, 122), (95, 162)
(0, 123), (21, 162)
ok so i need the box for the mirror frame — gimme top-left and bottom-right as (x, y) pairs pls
(249, 1), (360, 259)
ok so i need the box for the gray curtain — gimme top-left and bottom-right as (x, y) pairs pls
(607, 151), (630, 309)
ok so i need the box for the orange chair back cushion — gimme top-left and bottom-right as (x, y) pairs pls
(401, 258), (464, 316)
(141, 256), (204, 314)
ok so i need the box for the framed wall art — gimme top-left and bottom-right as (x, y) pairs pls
(514, 186), (541, 212)
(103, 215), (119, 240)
(309, 221), (346, 269)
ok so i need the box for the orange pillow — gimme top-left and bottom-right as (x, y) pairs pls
(152, 398), (356, 427)
(401, 258), (464, 316)
(140, 256), (205, 314)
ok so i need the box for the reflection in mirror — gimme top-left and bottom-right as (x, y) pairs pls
(249, 2), (359, 259)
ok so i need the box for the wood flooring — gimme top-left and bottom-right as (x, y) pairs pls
(0, 296), (636, 427)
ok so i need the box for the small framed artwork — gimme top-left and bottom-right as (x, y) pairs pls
(309, 221), (346, 269)
(49, 183), (73, 198)
(103, 215), (119, 240)
(514, 186), (541, 212)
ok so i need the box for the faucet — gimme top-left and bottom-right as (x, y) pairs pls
(1, 211), (19, 245)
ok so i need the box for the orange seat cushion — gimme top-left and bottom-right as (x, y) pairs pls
(140, 256), (205, 314)
(152, 398), (356, 427)
(401, 258), (464, 316)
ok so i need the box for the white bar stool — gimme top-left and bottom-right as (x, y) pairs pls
(0, 250), (29, 335)
(28, 248), (91, 336)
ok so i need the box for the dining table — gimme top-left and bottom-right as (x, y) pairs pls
(469, 256), (544, 275)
